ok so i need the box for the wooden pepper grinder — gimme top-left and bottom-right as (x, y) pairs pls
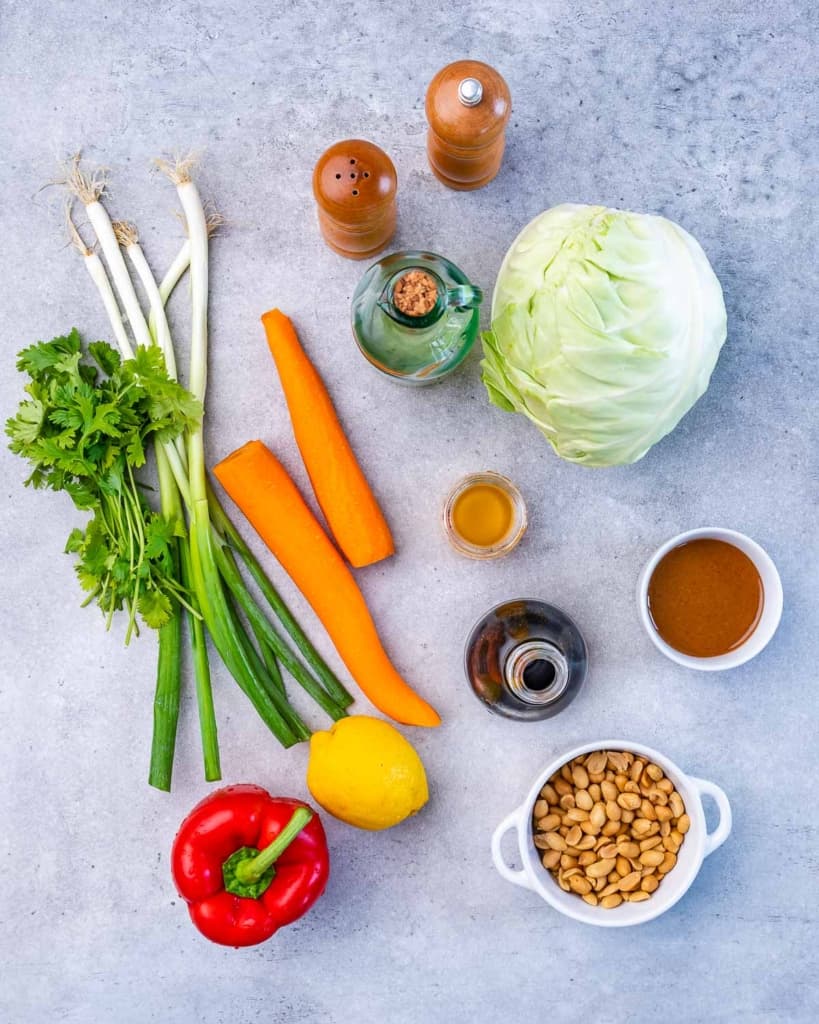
(312, 139), (397, 259)
(425, 60), (511, 190)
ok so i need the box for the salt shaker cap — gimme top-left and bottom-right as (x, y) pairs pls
(312, 139), (397, 222)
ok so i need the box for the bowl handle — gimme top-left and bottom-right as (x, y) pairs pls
(490, 809), (533, 890)
(688, 776), (732, 857)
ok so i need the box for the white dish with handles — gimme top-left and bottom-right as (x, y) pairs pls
(491, 740), (731, 927)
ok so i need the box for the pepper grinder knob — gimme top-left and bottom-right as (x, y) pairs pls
(425, 59), (511, 191)
(457, 77), (483, 107)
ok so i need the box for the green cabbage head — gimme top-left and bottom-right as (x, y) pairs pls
(481, 204), (727, 466)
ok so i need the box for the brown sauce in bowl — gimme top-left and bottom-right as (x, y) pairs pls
(647, 538), (764, 657)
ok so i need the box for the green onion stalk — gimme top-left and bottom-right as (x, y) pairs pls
(67, 183), (197, 789)
(66, 156), (351, 791)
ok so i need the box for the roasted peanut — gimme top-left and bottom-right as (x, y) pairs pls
(537, 813), (562, 831)
(541, 784), (559, 804)
(619, 870), (642, 892)
(627, 890), (651, 903)
(575, 789), (593, 811)
(565, 825), (583, 847)
(601, 781), (619, 802)
(542, 849), (561, 869)
(586, 858), (616, 879)
(572, 765), (590, 790)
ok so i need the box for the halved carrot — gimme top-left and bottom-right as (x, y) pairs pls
(261, 308), (394, 568)
(213, 440), (440, 728)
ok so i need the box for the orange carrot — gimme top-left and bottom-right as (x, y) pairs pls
(261, 308), (394, 569)
(213, 440), (440, 728)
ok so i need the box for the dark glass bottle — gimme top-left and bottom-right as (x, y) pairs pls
(464, 599), (588, 720)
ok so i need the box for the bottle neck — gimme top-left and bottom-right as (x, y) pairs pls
(378, 268), (447, 329)
(504, 640), (570, 707)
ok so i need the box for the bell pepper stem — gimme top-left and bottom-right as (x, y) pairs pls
(234, 807), (313, 884)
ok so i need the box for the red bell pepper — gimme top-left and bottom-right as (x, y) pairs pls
(171, 784), (329, 947)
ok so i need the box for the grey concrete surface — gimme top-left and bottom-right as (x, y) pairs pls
(1, 1), (817, 1021)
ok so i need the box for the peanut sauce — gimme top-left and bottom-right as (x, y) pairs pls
(647, 538), (764, 657)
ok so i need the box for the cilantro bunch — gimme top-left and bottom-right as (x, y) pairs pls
(6, 329), (201, 641)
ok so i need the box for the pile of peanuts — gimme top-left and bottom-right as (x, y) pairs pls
(532, 750), (689, 909)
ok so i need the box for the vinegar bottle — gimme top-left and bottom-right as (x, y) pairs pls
(425, 60), (512, 190)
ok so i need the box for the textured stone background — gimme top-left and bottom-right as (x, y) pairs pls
(1, 1), (817, 1021)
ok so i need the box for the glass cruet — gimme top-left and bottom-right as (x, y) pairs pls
(351, 250), (483, 384)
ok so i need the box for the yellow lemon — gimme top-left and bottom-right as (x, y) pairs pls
(307, 715), (429, 830)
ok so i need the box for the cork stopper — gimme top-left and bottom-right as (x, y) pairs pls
(393, 270), (438, 317)
(312, 139), (397, 259)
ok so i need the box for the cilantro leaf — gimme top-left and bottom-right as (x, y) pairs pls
(5, 399), (44, 449)
(138, 588), (173, 629)
(88, 341), (121, 376)
(16, 329), (81, 376)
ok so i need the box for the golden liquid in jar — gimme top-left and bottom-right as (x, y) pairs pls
(451, 483), (514, 548)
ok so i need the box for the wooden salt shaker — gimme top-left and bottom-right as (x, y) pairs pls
(425, 60), (511, 191)
(312, 139), (397, 259)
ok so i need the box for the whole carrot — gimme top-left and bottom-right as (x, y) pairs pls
(213, 441), (440, 728)
(261, 308), (394, 569)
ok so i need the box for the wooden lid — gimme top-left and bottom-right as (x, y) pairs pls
(312, 139), (397, 221)
(425, 60), (511, 148)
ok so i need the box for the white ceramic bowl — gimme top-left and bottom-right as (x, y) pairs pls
(491, 740), (731, 927)
(637, 527), (783, 671)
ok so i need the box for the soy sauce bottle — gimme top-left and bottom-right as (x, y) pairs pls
(464, 600), (588, 720)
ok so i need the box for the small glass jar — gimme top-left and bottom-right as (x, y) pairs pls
(443, 471), (527, 559)
(351, 250), (482, 384)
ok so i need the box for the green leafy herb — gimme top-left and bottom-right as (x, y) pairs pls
(6, 329), (202, 641)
